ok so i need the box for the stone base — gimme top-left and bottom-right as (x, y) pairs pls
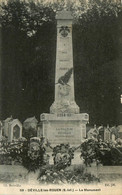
(40, 113), (89, 146)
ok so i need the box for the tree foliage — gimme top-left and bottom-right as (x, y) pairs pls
(0, 0), (122, 124)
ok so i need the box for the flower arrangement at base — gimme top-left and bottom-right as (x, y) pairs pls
(80, 138), (122, 166)
(0, 137), (49, 172)
(38, 165), (100, 184)
(80, 139), (98, 166)
(52, 143), (74, 170)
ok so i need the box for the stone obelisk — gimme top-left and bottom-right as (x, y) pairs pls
(50, 10), (79, 114)
(40, 11), (89, 146)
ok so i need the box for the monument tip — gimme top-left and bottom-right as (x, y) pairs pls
(56, 10), (73, 20)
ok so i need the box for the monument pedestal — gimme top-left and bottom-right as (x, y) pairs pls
(40, 11), (89, 146)
(40, 113), (89, 146)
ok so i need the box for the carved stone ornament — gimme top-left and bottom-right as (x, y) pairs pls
(59, 26), (70, 37)
(50, 100), (80, 114)
(58, 84), (71, 96)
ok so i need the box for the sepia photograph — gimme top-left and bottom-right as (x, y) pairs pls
(0, 0), (122, 194)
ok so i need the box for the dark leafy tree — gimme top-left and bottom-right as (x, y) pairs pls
(0, 0), (122, 125)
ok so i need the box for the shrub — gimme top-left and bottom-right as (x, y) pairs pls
(0, 137), (49, 172)
(80, 138), (122, 166)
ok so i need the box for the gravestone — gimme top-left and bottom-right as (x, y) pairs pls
(111, 133), (116, 142)
(23, 116), (38, 130)
(8, 119), (22, 142)
(104, 128), (110, 142)
(118, 125), (122, 139)
(98, 125), (104, 141)
(37, 123), (43, 137)
(3, 117), (13, 137)
(40, 11), (89, 146)
(87, 125), (98, 139)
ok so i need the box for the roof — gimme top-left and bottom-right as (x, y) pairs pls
(104, 128), (110, 132)
(4, 117), (12, 122)
(88, 128), (98, 135)
(56, 10), (73, 20)
(30, 137), (40, 141)
(110, 126), (117, 133)
(118, 125), (122, 133)
(24, 116), (38, 123)
(98, 126), (104, 130)
(9, 119), (22, 126)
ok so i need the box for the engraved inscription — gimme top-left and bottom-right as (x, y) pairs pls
(55, 127), (74, 138)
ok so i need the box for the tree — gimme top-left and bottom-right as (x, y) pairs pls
(0, 0), (122, 125)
